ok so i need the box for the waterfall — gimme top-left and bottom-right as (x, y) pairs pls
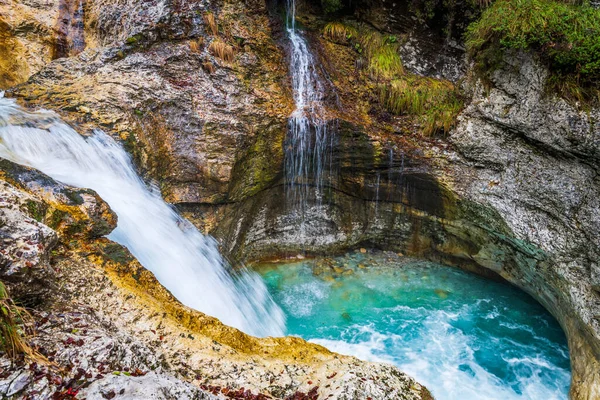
(0, 96), (285, 338)
(284, 0), (332, 236)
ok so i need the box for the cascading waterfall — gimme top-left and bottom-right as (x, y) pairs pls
(0, 96), (285, 338)
(284, 0), (332, 236)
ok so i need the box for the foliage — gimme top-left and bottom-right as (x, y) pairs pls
(322, 0), (344, 14)
(379, 78), (463, 135)
(367, 43), (404, 79)
(466, 0), (600, 100)
(323, 22), (357, 43)
(409, 0), (484, 39)
(322, 21), (463, 136)
(0, 282), (34, 360)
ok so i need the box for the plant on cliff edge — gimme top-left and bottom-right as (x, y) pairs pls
(466, 0), (600, 102)
(322, 21), (463, 136)
(323, 22), (357, 43)
(204, 12), (219, 36)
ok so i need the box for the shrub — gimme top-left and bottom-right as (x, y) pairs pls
(209, 39), (234, 63)
(466, 0), (600, 98)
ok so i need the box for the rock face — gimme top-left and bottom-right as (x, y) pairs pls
(0, 0), (60, 88)
(449, 53), (600, 399)
(7, 0), (293, 207)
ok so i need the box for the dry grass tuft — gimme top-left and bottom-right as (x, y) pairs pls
(323, 22), (357, 43)
(203, 12), (218, 36)
(208, 39), (234, 63)
(202, 61), (216, 74)
(189, 38), (204, 53)
(0, 282), (40, 361)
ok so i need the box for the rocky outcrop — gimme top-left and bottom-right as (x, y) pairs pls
(7, 0), (293, 208)
(0, 0), (61, 88)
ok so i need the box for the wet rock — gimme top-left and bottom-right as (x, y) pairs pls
(0, 160), (430, 400)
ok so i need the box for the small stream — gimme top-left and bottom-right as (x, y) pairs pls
(254, 252), (571, 400)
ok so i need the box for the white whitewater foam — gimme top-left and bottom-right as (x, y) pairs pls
(311, 311), (568, 400)
(0, 97), (285, 337)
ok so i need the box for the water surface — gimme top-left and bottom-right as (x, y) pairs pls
(254, 252), (570, 400)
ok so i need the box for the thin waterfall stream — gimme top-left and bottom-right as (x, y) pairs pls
(284, 0), (332, 241)
(270, 3), (571, 399)
(0, 96), (285, 338)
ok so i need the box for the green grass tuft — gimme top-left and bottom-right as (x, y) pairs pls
(322, 20), (463, 135)
(368, 44), (404, 80)
(379, 78), (463, 136)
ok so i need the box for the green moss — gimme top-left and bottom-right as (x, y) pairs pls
(102, 243), (133, 264)
(47, 209), (68, 230)
(63, 189), (84, 205)
(64, 221), (87, 236)
(228, 123), (284, 201)
(125, 34), (144, 46)
(466, 0), (600, 102)
(24, 200), (46, 222)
